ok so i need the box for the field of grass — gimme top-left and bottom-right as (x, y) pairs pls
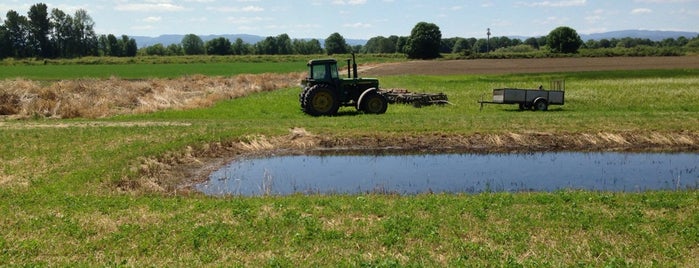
(1, 59), (698, 266)
(0, 54), (407, 80)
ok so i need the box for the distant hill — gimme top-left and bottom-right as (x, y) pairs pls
(133, 34), (264, 48)
(133, 30), (698, 48)
(580, 30), (698, 41)
(133, 34), (367, 48)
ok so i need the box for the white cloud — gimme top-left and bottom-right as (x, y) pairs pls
(631, 8), (653, 14)
(535, 16), (570, 25)
(523, 0), (587, 7)
(332, 0), (368, 5)
(143, 16), (162, 23)
(226, 16), (270, 24)
(634, 0), (691, 3)
(115, 2), (186, 12)
(212, 5), (264, 12)
(189, 17), (208, 23)
(131, 25), (155, 31)
(676, 8), (699, 16)
(585, 15), (602, 23)
(343, 22), (372, 28)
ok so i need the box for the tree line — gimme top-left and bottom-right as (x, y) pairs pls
(0, 3), (137, 59)
(3, 3), (698, 60)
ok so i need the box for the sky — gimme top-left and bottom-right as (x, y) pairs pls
(1, 0), (698, 39)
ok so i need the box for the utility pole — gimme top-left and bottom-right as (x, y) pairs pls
(486, 28), (491, 53)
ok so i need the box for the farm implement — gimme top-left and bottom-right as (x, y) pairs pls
(299, 53), (448, 116)
(381, 89), (449, 107)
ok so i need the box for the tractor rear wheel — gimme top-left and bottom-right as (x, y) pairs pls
(302, 84), (339, 116)
(361, 92), (388, 114)
(299, 86), (311, 109)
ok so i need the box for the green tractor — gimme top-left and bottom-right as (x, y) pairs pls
(300, 53), (388, 116)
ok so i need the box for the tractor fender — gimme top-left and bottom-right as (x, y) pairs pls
(356, 88), (379, 110)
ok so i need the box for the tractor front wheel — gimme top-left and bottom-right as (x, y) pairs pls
(302, 84), (339, 116)
(361, 92), (388, 114)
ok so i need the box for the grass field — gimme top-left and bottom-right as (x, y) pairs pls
(1, 57), (698, 266)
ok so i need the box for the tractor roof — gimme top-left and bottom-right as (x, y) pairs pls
(307, 59), (337, 66)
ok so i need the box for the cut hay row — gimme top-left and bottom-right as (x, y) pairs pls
(0, 72), (305, 119)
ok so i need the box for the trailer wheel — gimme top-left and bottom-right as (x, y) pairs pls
(534, 99), (548, 111)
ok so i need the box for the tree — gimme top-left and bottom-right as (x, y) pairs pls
(0, 25), (10, 58)
(106, 34), (120, 56)
(4, 10), (30, 57)
(405, 22), (442, 59)
(123, 35), (137, 57)
(181, 34), (204, 55)
(524, 37), (540, 49)
(276, 34), (293, 55)
(50, 8), (72, 57)
(452, 37), (471, 54)
(231, 38), (250, 55)
(256, 36), (278, 54)
(363, 36), (396, 53)
(144, 43), (166, 56)
(166, 44), (183, 55)
(395, 36), (408, 53)
(292, 38), (322, 55)
(72, 9), (98, 57)
(324, 32), (348, 54)
(205, 37), (232, 55)
(472, 38), (488, 53)
(28, 3), (51, 58)
(547, 26), (583, 53)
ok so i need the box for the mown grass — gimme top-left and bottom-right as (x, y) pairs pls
(1, 67), (698, 266)
(0, 54), (407, 80)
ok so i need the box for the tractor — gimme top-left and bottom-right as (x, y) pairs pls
(300, 53), (388, 116)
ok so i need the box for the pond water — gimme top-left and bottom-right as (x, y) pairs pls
(196, 152), (699, 196)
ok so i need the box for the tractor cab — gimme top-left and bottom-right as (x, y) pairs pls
(299, 54), (387, 116)
(305, 59), (340, 87)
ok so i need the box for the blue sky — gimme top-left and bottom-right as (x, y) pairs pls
(2, 0), (698, 39)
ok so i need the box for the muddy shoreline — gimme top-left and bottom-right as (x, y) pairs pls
(121, 129), (699, 194)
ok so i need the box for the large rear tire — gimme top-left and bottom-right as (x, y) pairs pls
(302, 84), (339, 116)
(299, 86), (311, 109)
(361, 92), (388, 114)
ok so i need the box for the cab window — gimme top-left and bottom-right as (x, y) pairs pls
(330, 64), (339, 79)
(312, 65), (326, 80)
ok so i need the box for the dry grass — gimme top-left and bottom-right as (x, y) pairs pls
(0, 72), (305, 119)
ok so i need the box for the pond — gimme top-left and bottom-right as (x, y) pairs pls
(196, 152), (699, 196)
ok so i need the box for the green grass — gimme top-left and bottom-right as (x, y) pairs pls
(0, 54), (408, 80)
(0, 62), (305, 80)
(1, 66), (698, 266)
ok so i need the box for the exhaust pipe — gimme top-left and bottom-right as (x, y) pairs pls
(352, 53), (358, 79)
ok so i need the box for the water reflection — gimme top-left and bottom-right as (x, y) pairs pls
(196, 152), (699, 196)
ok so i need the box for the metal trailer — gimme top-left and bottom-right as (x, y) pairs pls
(478, 80), (565, 111)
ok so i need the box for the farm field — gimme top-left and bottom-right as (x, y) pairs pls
(1, 56), (699, 266)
